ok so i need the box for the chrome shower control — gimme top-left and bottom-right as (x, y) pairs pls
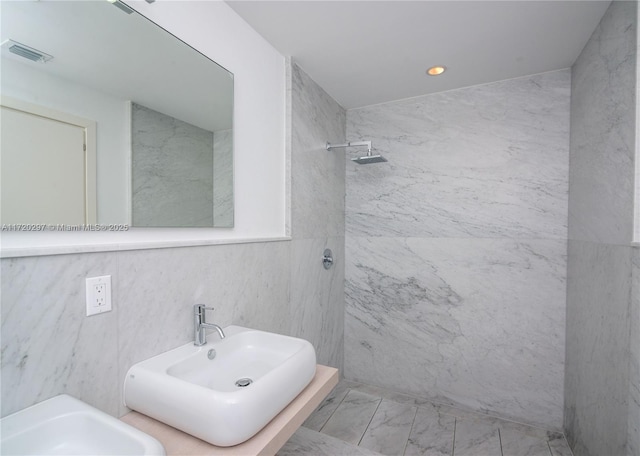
(322, 249), (334, 270)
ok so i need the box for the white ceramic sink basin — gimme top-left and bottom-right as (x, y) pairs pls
(123, 325), (316, 447)
(0, 395), (165, 455)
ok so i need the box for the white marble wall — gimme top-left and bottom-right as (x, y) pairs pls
(564, 2), (638, 456)
(629, 247), (639, 456)
(289, 61), (346, 370)
(345, 70), (570, 430)
(132, 103), (214, 227)
(0, 60), (347, 419)
(213, 129), (233, 227)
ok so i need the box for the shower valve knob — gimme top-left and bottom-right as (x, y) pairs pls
(322, 249), (334, 270)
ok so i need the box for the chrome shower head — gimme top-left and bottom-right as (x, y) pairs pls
(326, 140), (388, 164)
(351, 154), (388, 164)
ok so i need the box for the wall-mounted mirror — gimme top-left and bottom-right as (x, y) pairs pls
(0, 0), (234, 228)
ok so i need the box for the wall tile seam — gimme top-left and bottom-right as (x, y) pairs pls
(344, 68), (572, 113)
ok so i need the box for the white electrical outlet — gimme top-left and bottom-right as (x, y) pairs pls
(86, 275), (112, 316)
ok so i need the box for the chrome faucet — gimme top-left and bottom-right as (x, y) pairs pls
(193, 304), (225, 346)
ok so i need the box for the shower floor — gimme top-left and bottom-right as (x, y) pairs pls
(277, 380), (573, 456)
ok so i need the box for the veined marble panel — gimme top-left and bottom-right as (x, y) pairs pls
(116, 241), (291, 414)
(564, 240), (632, 456)
(568, 0), (636, 245)
(291, 62), (346, 240)
(132, 102), (214, 227)
(1, 253), (119, 417)
(213, 128), (233, 227)
(289, 237), (345, 370)
(344, 236), (566, 430)
(346, 70), (569, 240)
(628, 247), (639, 456)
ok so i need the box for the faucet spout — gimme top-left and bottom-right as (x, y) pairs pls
(193, 304), (225, 346)
(200, 322), (226, 340)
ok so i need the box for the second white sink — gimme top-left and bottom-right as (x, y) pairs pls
(123, 326), (316, 447)
(1, 395), (165, 456)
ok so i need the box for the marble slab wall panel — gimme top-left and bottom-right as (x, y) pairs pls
(564, 240), (632, 456)
(346, 70), (570, 240)
(289, 61), (346, 373)
(567, 0), (637, 245)
(344, 236), (567, 430)
(213, 129), (233, 227)
(629, 247), (640, 456)
(289, 237), (344, 369)
(290, 62), (346, 240)
(564, 2), (638, 456)
(345, 69), (570, 430)
(1, 252), (120, 417)
(132, 102), (214, 227)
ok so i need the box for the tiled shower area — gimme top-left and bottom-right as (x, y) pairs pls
(279, 381), (573, 456)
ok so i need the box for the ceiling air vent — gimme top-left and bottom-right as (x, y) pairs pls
(1, 40), (53, 63)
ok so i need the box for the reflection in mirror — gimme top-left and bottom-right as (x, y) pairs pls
(0, 0), (234, 228)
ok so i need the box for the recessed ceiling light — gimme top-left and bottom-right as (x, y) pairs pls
(426, 66), (446, 76)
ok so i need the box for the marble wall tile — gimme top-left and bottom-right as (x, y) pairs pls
(564, 240), (632, 456)
(132, 102), (214, 227)
(345, 236), (566, 430)
(567, 0), (636, 245)
(290, 62), (346, 240)
(213, 128), (233, 227)
(289, 237), (344, 369)
(346, 70), (570, 240)
(288, 60), (346, 373)
(1, 252), (119, 417)
(564, 2), (638, 455)
(628, 247), (640, 456)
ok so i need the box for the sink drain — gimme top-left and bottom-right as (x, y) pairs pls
(235, 378), (253, 388)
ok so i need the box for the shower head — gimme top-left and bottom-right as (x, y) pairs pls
(352, 154), (388, 164)
(325, 140), (388, 164)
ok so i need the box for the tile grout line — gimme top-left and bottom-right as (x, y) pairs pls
(451, 418), (457, 456)
(356, 397), (384, 447)
(317, 387), (351, 433)
(401, 405), (420, 456)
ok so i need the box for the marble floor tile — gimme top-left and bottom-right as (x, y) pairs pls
(303, 382), (350, 431)
(359, 399), (417, 455)
(547, 435), (574, 456)
(404, 406), (455, 456)
(453, 419), (501, 456)
(320, 390), (381, 445)
(298, 381), (571, 456)
(278, 427), (382, 456)
(500, 429), (552, 456)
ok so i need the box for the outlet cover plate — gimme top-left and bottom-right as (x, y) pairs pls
(86, 275), (112, 316)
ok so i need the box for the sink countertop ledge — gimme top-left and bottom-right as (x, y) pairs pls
(121, 364), (339, 456)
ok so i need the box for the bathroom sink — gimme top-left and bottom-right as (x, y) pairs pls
(0, 394), (165, 455)
(123, 325), (316, 447)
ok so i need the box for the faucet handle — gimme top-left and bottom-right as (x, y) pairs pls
(194, 304), (214, 310)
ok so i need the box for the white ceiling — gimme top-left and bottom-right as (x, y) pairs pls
(227, 0), (611, 109)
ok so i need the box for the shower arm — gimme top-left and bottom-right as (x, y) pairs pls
(326, 141), (372, 155)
